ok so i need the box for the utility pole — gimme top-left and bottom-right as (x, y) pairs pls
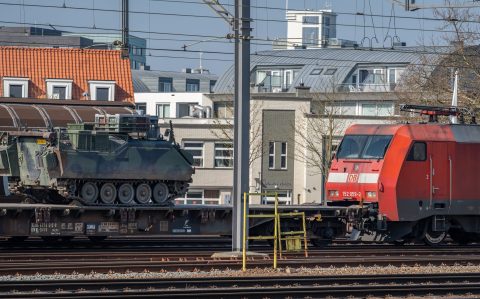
(203, 0), (251, 252)
(121, 0), (129, 59)
(232, 0), (251, 252)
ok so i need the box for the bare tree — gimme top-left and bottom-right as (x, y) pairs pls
(396, 0), (480, 118)
(293, 90), (347, 179)
(210, 100), (264, 167)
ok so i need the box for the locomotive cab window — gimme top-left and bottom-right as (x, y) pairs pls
(406, 142), (426, 161)
(336, 135), (392, 159)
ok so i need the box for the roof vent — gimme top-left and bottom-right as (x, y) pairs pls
(182, 68), (192, 73)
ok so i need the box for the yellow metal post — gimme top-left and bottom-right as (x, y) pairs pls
(277, 194), (283, 259)
(242, 191), (247, 272)
(273, 192), (278, 269)
(302, 212), (308, 257)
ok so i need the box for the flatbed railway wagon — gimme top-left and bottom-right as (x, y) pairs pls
(326, 105), (480, 245)
(0, 98), (347, 244)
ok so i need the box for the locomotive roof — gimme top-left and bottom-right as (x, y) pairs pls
(346, 123), (480, 143)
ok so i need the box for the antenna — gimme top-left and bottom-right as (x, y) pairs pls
(324, 0), (332, 9)
(450, 70), (459, 124)
(199, 52), (203, 70)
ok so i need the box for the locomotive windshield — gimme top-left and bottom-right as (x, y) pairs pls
(336, 135), (393, 159)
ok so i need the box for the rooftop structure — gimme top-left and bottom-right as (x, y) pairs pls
(0, 27), (147, 70)
(0, 47), (134, 102)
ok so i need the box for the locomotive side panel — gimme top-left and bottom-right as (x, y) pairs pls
(451, 142), (480, 216)
(377, 132), (412, 222)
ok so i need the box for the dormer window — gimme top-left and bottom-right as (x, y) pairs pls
(3, 77), (29, 98)
(46, 79), (73, 100)
(88, 81), (115, 101)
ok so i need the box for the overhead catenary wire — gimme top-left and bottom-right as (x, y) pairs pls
(3, 17), (480, 62)
(1, 38), (480, 72)
(1, 1), (480, 36)
(1, 1), (480, 72)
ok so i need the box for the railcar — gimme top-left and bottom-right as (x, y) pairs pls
(326, 105), (480, 245)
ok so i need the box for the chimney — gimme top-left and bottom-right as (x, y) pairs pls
(295, 82), (311, 97)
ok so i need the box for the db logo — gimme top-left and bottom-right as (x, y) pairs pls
(347, 174), (359, 183)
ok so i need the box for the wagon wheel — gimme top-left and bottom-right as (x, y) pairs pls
(449, 228), (472, 245)
(424, 228), (446, 246)
(100, 183), (117, 204)
(80, 182), (99, 204)
(118, 183), (135, 204)
(135, 183), (152, 204)
(152, 183), (169, 205)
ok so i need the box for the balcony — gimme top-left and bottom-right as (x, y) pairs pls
(336, 83), (397, 93)
(174, 197), (220, 205)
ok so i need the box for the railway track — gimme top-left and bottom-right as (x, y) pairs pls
(2, 245), (480, 275)
(2, 273), (480, 298)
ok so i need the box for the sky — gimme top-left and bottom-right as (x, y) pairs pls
(0, 0), (478, 75)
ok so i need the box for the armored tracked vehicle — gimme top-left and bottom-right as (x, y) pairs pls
(0, 99), (194, 206)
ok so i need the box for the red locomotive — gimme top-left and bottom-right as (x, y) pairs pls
(326, 105), (480, 245)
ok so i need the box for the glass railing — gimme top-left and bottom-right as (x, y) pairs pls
(174, 197), (221, 205)
(336, 83), (397, 92)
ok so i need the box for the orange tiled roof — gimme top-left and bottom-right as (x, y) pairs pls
(0, 47), (134, 102)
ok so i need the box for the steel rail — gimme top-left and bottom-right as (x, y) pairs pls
(2, 273), (480, 298)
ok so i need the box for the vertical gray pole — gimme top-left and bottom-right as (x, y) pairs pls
(232, 0), (251, 252)
(121, 0), (129, 58)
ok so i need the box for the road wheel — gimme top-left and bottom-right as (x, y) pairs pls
(100, 183), (117, 204)
(152, 183), (169, 205)
(135, 183), (152, 204)
(118, 183), (135, 204)
(80, 182), (98, 204)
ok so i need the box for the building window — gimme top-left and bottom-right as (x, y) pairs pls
(186, 79), (200, 92)
(159, 77), (173, 92)
(89, 81), (115, 101)
(324, 68), (337, 75)
(255, 68), (301, 92)
(135, 103), (147, 114)
(280, 142), (287, 169)
(361, 103), (377, 116)
(210, 80), (217, 93)
(3, 77), (28, 98)
(326, 101), (357, 116)
(302, 27), (318, 46)
(361, 102), (394, 116)
(204, 190), (220, 204)
(268, 142), (275, 169)
(185, 190), (204, 205)
(310, 68), (323, 75)
(177, 103), (193, 117)
(378, 103), (394, 116)
(46, 79), (73, 100)
(156, 103), (170, 118)
(184, 142), (204, 167)
(214, 102), (233, 118)
(303, 16), (319, 24)
(9, 85), (23, 98)
(215, 142), (233, 168)
(96, 88), (109, 101)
